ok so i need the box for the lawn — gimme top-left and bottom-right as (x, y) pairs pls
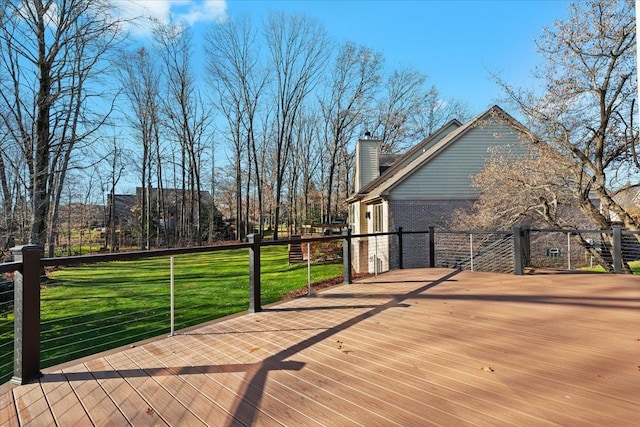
(0, 245), (342, 384)
(581, 260), (640, 273)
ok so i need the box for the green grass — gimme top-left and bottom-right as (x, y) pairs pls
(581, 260), (640, 273)
(53, 243), (103, 257)
(0, 246), (342, 383)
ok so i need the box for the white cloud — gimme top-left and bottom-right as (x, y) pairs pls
(116, 0), (227, 36)
(181, 0), (227, 25)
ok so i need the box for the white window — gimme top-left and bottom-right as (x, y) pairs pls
(349, 204), (356, 231)
(373, 204), (383, 233)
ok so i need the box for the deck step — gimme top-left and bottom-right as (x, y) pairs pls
(288, 235), (304, 264)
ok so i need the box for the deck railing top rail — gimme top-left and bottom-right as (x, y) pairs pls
(40, 242), (253, 268)
(0, 261), (20, 275)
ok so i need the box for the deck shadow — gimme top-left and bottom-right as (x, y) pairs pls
(42, 360), (306, 383)
(225, 268), (461, 426)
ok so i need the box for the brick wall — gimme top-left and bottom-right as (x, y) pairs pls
(388, 199), (474, 269)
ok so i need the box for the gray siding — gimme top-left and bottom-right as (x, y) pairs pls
(390, 123), (528, 200)
(354, 139), (380, 192)
(401, 121), (461, 166)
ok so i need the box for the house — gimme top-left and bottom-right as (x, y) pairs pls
(106, 188), (231, 247)
(610, 187), (640, 222)
(347, 105), (534, 273)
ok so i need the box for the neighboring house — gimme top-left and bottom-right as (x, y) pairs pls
(347, 105), (534, 273)
(610, 186), (640, 222)
(107, 188), (224, 246)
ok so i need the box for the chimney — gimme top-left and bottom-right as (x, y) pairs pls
(354, 135), (380, 192)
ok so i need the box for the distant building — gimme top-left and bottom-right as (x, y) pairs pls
(107, 187), (230, 247)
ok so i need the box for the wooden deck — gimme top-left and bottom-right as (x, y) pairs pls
(1, 268), (639, 426)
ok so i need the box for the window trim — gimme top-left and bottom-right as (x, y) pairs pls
(348, 204), (356, 231)
(372, 203), (383, 233)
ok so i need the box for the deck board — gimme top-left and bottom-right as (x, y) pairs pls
(86, 356), (169, 426)
(1, 268), (639, 426)
(136, 342), (244, 425)
(11, 381), (55, 425)
(164, 334), (327, 427)
(142, 340), (273, 427)
(0, 387), (19, 427)
(61, 362), (130, 426)
(40, 372), (92, 425)
(103, 349), (207, 426)
(217, 330), (411, 426)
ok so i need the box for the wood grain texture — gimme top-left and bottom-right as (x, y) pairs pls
(1, 268), (639, 426)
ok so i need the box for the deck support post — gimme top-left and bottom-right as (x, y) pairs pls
(397, 227), (404, 269)
(612, 224), (623, 274)
(513, 225), (530, 275)
(10, 245), (43, 385)
(513, 226), (524, 275)
(342, 228), (352, 284)
(248, 234), (262, 313)
(428, 226), (435, 268)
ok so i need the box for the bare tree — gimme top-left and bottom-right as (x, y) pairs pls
(370, 67), (431, 153)
(156, 22), (211, 246)
(0, 125), (19, 250)
(455, 144), (585, 230)
(293, 107), (322, 225)
(118, 47), (161, 249)
(286, 108), (321, 233)
(99, 134), (127, 252)
(412, 86), (470, 138)
(0, 140), (29, 248)
(320, 42), (382, 223)
(0, 0), (122, 250)
(474, 0), (638, 271)
(454, 141), (618, 270)
(207, 136), (218, 244)
(264, 12), (329, 239)
(206, 14), (267, 240)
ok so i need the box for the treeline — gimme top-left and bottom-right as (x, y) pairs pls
(0, 1), (468, 254)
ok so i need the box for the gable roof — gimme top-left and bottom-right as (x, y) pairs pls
(350, 105), (531, 204)
(347, 118), (462, 202)
(613, 186), (640, 210)
(378, 153), (402, 175)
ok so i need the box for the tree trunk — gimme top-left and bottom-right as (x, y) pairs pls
(31, 58), (51, 245)
(140, 146), (147, 250)
(0, 155), (14, 242)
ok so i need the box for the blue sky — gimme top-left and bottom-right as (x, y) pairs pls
(228, 0), (571, 113)
(122, 0), (571, 115)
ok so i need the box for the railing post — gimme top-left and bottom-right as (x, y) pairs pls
(428, 226), (435, 268)
(10, 244), (43, 385)
(469, 233), (474, 272)
(169, 256), (175, 337)
(342, 227), (352, 284)
(522, 225), (531, 266)
(612, 224), (623, 274)
(248, 234), (261, 312)
(567, 231), (572, 270)
(397, 227), (404, 269)
(513, 225), (523, 275)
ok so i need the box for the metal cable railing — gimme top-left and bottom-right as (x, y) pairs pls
(1, 226), (637, 385)
(434, 231), (514, 273)
(0, 237), (344, 385)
